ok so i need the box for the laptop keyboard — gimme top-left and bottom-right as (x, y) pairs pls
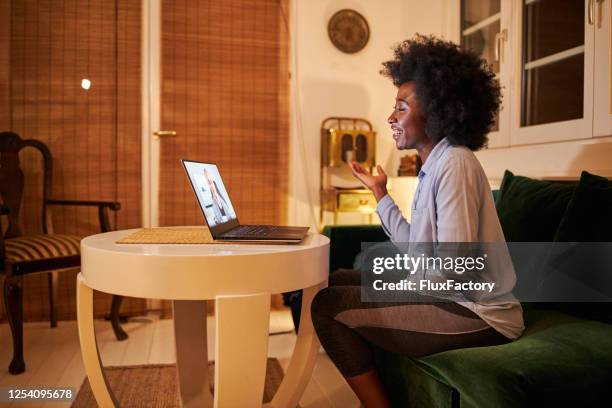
(222, 225), (284, 237)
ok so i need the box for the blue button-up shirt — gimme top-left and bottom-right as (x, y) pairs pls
(377, 138), (524, 339)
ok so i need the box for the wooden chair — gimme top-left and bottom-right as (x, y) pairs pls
(0, 131), (127, 375)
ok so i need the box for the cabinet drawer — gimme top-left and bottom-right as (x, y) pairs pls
(338, 192), (376, 212)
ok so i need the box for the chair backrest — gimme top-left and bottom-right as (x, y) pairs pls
(0, 131), (53, 238)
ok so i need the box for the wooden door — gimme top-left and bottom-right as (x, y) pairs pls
(153, 0), (291, 315)
(157, 0), (290, 228)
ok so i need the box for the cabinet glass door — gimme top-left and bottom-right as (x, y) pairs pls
(460, 0), (510, 147)
(511, 0), (593, 145)
(461, 1), (501, 76)
(521, 0), (585, 126)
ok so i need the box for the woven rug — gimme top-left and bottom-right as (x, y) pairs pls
(72, 358), (285, 407)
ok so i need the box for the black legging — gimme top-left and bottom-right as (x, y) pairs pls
(311, 269), (510, 378)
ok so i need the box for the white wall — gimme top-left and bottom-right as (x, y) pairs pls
(288, 0), (448, 228)
(475, 136), (612, 187)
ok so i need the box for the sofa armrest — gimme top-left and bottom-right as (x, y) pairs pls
(322, 224), (387, 272)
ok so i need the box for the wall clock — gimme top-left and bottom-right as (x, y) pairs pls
(327, 9), (370, 54)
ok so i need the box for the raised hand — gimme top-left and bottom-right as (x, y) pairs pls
(349, 162), (388, 201)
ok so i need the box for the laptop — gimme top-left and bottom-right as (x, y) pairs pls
(182, 160), (309, 243)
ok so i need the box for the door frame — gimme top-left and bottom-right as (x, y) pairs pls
(141, 0), (162, 311)
(141, 0), (162, 228)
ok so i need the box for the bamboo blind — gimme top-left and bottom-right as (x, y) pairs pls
(0, 1), (9, 130)
(159, 0), (290, 227)
(0, 0), (144, 322)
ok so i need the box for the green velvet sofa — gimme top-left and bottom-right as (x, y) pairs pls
(285, 170), (612, 407)
(321, 226), (612, 408)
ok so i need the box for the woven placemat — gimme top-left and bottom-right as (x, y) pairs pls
(116, 227), (214, 244)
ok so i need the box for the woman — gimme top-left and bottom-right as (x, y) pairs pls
(311, 35), (524, 408)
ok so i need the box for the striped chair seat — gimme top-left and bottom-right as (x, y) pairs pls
(5, 234), (81, 264)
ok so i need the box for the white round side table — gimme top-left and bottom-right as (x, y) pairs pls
(77, 229), (329, 408)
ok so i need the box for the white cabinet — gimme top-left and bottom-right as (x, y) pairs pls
(594, 0), (612, 137)
(454, 0), (612, 146)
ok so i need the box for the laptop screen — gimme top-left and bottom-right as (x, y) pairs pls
(182, 161), (237, 229)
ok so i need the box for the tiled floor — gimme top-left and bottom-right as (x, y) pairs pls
(0, 309), (360, 407)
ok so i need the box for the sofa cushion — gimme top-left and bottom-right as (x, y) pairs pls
(378, 309), (612, 408)
(538, 171), (612, 323)
(495, 170), (576, 242)
(554, 171), (612, 242)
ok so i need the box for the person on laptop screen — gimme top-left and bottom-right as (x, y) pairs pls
(186, 161), (236, 228)
(203, 168), (231, 225)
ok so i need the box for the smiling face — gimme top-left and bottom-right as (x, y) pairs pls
(388, 81), (429, 151)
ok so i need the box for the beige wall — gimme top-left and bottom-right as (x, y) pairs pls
(288, 0), (448, 228)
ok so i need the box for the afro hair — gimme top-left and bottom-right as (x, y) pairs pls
(381, 34), (501, 151)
